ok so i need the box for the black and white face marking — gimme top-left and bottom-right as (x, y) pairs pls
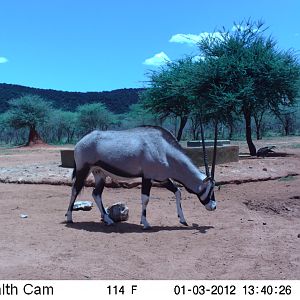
(198, 178), (217, 211)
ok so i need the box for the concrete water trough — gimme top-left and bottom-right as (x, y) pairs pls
(183, 145), (239, 166)
(187, 139), (231, 147)
(60, 150), (75, 168)
(183, 139), (239, 166)
(60, 141), (239, 168)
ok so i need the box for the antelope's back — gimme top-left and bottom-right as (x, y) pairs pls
(73, 127), (176, 178)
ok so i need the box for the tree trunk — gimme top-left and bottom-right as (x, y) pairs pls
(284, 123), (290, 136)
(193, 130), (200, 140)
(191, 125), (198, 140)
(176, 116), (188, 141)
(57, 128), (63, 143)
(228, 122), (233, 140)
(253, 115), (262, 140)
(283, 116), (293, 136)
(67, 129), (75, 143)
(27, 126), (44, 146)
(190, 116), (199, 140)
(243, 110), (257, 156)
(255, 126), (261, 140)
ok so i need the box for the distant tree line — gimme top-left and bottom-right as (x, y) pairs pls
(0, 92), (299, 147)
(0, 83), (143, 114)
(0, 20), (300, 154)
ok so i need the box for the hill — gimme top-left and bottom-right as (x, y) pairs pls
(0, 83), (143, 114)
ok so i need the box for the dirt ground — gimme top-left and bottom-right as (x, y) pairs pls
(0, 137), (299, 280)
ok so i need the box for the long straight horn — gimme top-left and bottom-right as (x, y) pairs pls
(209, 120), (218, 203)
(211, 121), (218, 181)
(199, 115), (210, 177)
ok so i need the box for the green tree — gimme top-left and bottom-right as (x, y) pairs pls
(5, 95), (52, 146)
(123, 103), (160, 128)
(191, 55), (240, 136)
(77, 103), (116, 134)
(45, 110), (78, 143)
(142, 58), (195, 141)
(274, 105), (297, 136)
(197, 20), (300, 155)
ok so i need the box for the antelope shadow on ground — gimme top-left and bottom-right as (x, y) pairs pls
(63, 221), (214, 234)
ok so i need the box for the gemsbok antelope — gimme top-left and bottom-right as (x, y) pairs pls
(65, 126), (216, 229)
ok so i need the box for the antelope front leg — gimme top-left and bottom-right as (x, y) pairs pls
(92, 171), (114, 226)
(163, 179), (188, 226)
(140, 177), (152, 230)
(92, 192), (114, 225)
(175, 189), (188, 226)
(141, 194), (151, 229)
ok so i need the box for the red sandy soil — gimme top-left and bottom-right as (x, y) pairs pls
(0, 137), (299, 279)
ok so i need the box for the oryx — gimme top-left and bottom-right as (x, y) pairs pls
(65, 126), (216, 229)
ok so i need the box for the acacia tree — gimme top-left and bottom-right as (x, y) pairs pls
(5, 95), (52, 146)
(197, 20), (300, 155)
(187, 53), (240, 146)
(58, 110), (78, 143)
(45, 110), (78, 143)
(274, 105), (298, 136)
(142, 58), (195, 141)
(77, 102), (116, 134)
(123, 103), (160, 128)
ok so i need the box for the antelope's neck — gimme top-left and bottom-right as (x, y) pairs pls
(171, 152), (206, 193)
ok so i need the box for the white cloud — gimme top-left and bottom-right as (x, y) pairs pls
(143, 51), (171, 66)
(169, 32), (223, 45)
(169, 34), (202, 44)
(0, 57), (8, 64)
(192, 55), (205, 62)
(232, 25), (245, 32)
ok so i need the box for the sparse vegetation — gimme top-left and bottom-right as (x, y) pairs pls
(0, 20), (299, 149)
(4, 95), (52, 145)
(141, 20), (300, 154)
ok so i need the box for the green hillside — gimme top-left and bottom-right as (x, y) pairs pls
(0, 83), (143, 113)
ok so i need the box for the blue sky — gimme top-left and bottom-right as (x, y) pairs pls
(0, 0), (300, 92)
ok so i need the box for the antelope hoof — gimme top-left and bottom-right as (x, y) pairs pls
(103, 214), (114, 226)
(180, 221), (188, 226)
(142, 224), (152, 230)
(65, 212), (73, 223)
(140, 218), (151, 230)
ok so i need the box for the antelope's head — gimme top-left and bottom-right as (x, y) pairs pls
(198, 177), (217, 211)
